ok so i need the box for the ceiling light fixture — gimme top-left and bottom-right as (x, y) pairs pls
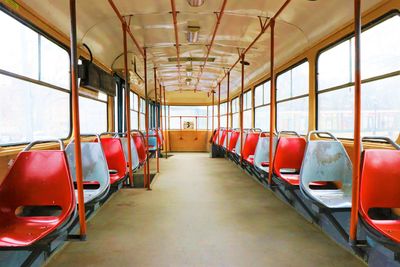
(187, 25), (200, 43)
(187, 0), (205, 7)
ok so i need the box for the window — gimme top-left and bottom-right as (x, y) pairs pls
(0, 10), (70, 145)
(277, 61), (309, 134)
(254, 81), (270, 131)
(130, 92), (139, 129)
(207, 105), (217, 130)
(317, 14), (400, 139)
(231, 97), (239, 129)
(170, 106), (207, 130)
(79, 95), (107, 134)
(219, 102), (228, 128)
(243, 90), (252, 129)
(139, 97), (146, 130)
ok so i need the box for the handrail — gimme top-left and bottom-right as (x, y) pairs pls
(68, 134), (101, 143)
(23, 139), (65, 151)
(260, 131), (277, 137)
(307, 131), (339, 142)
(250, 128), (262, 133)
(362, 136), (400, 150)
(278, 130), (301, 138)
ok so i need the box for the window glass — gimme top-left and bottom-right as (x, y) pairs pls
(0, 74), (70, 145)
(130, 110), (138, 129)
(39, 36), (70, 88)
(255, 106), (270, 131)
(277, 98), (309, 134)
(232, 113), (239, 129)
(169, 106), (207, 130)
(243, 110), (252, 129)
(254, 84), (263, 107)
(0, 11), (39, 79)
(0, 10), (70, 145)
(79, 96), (107, 134)
(276, 61), (309, 133)
(317, 14), (400, 139)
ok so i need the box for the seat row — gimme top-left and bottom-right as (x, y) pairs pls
(211, 128), (400, 252)
(0, 128), (164, 250)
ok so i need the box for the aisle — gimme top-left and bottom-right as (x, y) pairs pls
(46, 153), (364, 267)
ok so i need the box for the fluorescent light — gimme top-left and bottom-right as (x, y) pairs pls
(187, 0), (205, 7)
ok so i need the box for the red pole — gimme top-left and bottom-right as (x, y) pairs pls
(212, 91), (215, 131)
(240, 53), (245, 165)
(154, 68), (160, 173)
(69, 0), (86, 239)
(217, 83), (221, 144)
(144, 48), (151, 190)
(268, 19), (276, 186)
(122, 23), (134, 187)
(159, 82), (163, 159)
(226, 71), (230, 154)
(163, 86), (168, 158)
(349, 0), (362, 244)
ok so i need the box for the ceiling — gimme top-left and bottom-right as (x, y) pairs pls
(21, 0), (384, 104)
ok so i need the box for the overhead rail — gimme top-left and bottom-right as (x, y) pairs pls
(170, 0), (181, 88)
(196, 0), (228, 89)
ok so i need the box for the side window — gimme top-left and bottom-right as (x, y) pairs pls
(0, 10), (70, 145)
(276, 61), (309, 134)
(254, 81), (270, 131)
(79, 93), (108, 134)
(317, 14), (400, 139)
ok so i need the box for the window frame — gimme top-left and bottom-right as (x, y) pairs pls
(275, 58), (310, 134)
(0, 6), (72, 147)
(315, 10), (400, 140)
(254, 79), (271, 131)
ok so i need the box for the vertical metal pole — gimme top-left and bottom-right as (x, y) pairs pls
(218, 83), (221, 144)
(350, 0), (362, 244)
(123, 22), (134, 187)
(144, 48), (151, 190)
(226, 71), (230, 154)
(154, 68), (160, 173)
(159, 83), (164, 158)
(268, 19), (276, 186)
(212, 91), (215, 132)
(163, 86), (168, 158)
(240, 53), (245, 165)
(69, 0), (86, 239)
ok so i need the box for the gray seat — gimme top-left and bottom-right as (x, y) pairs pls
(299, 131), (352, 209)
(223, 130), (231, 149)
(120, 135), (140, 171)
(66, 135), (110, 204)
(234, 131), (248, 156)
(254, 132), (277, 173)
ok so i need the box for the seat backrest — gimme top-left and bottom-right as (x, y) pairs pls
(0, 150), (75, 222)
(254, 134), (277, 168)
(228, 130), (240, 152)
(66, 141), (110, 203)
(273, 136), (306, 176)
(120, 136), (140, 170)
(300, 140), (352, 190)
(132, 132), (147, 164)
(235, 132), (248, 155)
(146, 129), (158, 151)
(212, 129), (219, 144)
(241, 132), (260, 160)
(223, 130), (232, 149)
(100, 137), (127, 178)
(218, 129), (227, 146)
(360, 149), (400, 218)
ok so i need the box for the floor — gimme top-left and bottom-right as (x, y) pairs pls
(46, 153), (365, 267)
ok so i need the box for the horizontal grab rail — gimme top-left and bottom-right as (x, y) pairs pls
(362, 136), (400, 150)
(278, 130), (301, 138)
(23, 139), (65, 151)
(307, 131), (338, 142)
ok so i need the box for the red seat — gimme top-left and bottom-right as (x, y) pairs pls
(218, 129), (227, 146)
(273, 137), (306, 186)
(360, 149), (400, 243)
(228, 130), (240, 152)
(133, 132), (147, 165)
(0, 150), (75, 247)
(242, 132), (260, 165)
(100, 137), (127, 184)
